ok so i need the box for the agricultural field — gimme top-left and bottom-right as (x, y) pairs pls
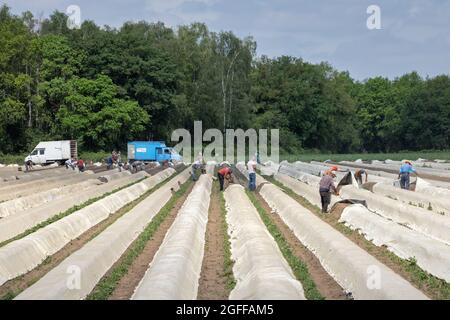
(280, 151), (450, 163)
(0, 157), (448, 300)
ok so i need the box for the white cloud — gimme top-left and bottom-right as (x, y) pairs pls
(144, 0), (219, 25)
(145, 0), (215, 13)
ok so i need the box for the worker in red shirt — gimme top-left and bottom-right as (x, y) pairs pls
(330, 165), (339, 172)
(217, 166), (233, 191)
(77, 158), (85, 173)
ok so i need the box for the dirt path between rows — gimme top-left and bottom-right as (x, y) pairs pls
(108, 182), (195, 300)
(234, 171), (347, 300)
(254, 190), (348, 300)
(272, 180), (436, 299)
(0, 195), (142, 299)
(197, 183), (230, 300)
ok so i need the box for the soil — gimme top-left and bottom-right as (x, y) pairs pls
(278, 185), (434, 299)
(328, 202), (350, 220)
(197, 184), (230, 300)
(0, 197), (137, 299)
(254, 191), (348, 300)
(361, 182), (377, 192)
(107, 182), (194, 300)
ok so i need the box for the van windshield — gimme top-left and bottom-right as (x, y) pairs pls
(30, 149), (38, 156)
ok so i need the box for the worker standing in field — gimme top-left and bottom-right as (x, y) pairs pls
(398, 160), (417, 190)
(217, 166), (233, 191)
(112, 150), (118, 163)
(247, 157), (257, 191)
(354, 169), (368, 185)
(106, 156), (114, 170)
(255, 151), (261, 165)
(319, 171), (339, 213)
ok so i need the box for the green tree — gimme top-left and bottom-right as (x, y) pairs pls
(49, 75), (150, 150)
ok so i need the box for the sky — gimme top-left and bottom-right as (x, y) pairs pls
(3, 0), (450, 80)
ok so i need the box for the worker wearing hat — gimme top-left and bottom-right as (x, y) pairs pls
(319, 170), (338, 213)
(217, 166), (233, 191)
(330, 165), (339, 172)
(398, 160), (417, 190)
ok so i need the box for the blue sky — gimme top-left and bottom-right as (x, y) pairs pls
(4, 0), (450, 80)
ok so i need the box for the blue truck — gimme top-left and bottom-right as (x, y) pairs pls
(127, 141), (183, 164)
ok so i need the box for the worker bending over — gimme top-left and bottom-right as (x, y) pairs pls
(319, 171), (339, 213)
(217, 166), (233, 191)
(191, 153), (205, 181)
(398, 160), (417, 190)
(24, 160), (33, 172)
(77, 158), (85, 172)
(354, 169), (368, 185)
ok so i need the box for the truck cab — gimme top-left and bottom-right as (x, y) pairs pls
(25, 140), (77, 165)
(26, 147), (47, 165)
(157, 147), (183, 163)
(128, 141), (183, 164)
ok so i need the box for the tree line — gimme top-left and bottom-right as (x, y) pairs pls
(0, 5), (449, 155)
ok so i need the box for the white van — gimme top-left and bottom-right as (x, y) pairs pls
(25, 140), (78, 165)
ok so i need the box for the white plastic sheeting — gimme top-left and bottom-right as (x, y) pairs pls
(373, 183), (450, 216)
(0, 179), (103, 218)
(416, 162), (450, 170)
(1, 175), (18, 182)
(342, 161), (450, 179)
(273, 173), (339, 208)
(340, 204), (450, 282)
(259, 161), (280, 176)
(15, 168), (191, 300)
(279, 168), (322, 187)
(415, 178), (450, 198)
(0, 170), (107, 202)
(224, 184), (305, 300)
(98, 170), (132, 182)
(235, 162), (267, 187)
(0, 167), (76, 185)
(311, 162), (396, 185)
(339, 162), (450, 190)
(339, 186), (450, 245)
(205, 161), (217, 175)
(132, 174), (212, 300)
(259, 182), (428, 300)
(0, 172), (148, 243)
(278, 162), (325, 182)
(278, 161), (357, 188)
(279, 161), (323, 177)
(0, 169), (176, 286)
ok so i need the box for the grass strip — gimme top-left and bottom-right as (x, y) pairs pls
(217, 184), (236, 291)
(245, 189), (323, 300)
(0, 176), (147, 248)
(265, 175), (449, 300)
(86, 178), (193, 300)
(0, 173), (179, 300)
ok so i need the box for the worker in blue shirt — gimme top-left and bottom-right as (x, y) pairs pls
(398, 160), (418, 190)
